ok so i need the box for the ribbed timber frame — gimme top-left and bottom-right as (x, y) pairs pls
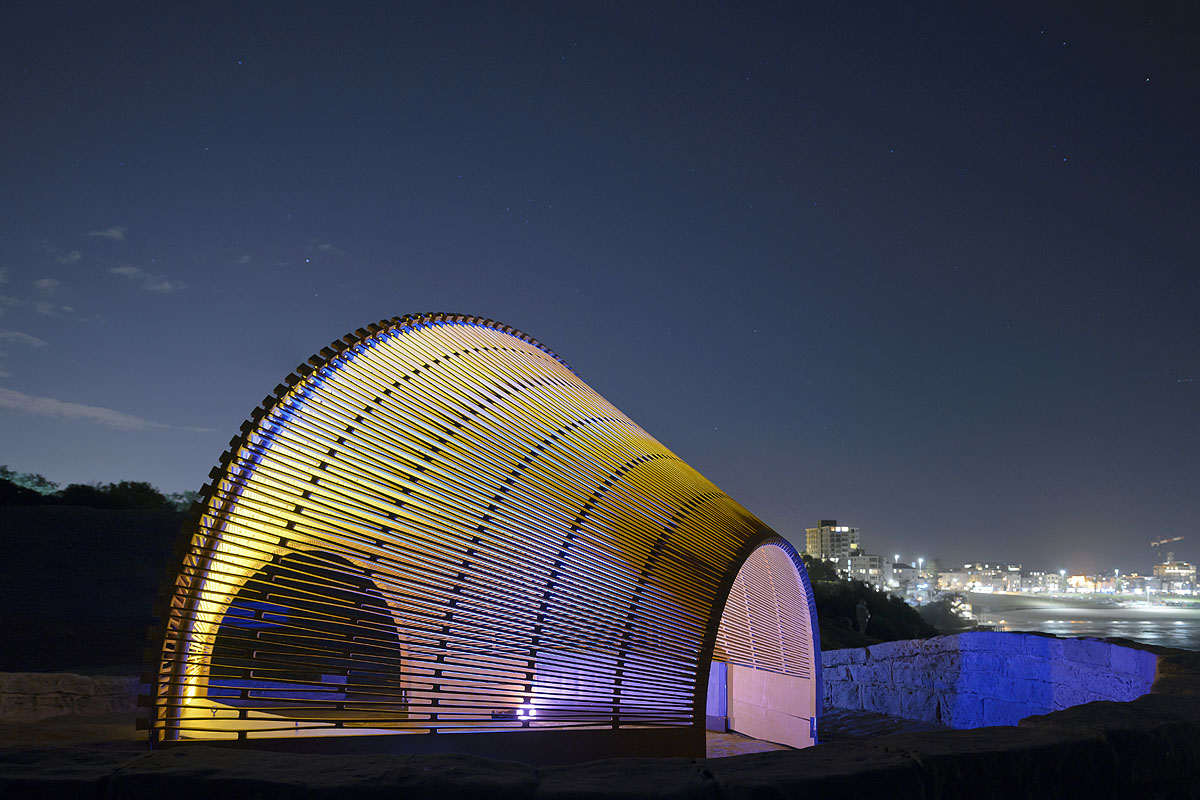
(148, 313), (819, 761)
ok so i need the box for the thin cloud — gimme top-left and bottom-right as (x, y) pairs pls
(0, 387), (169, 430)
(307, 239), (345, 256)
(237, 254), (252, 264)
(0, 387), (212, 432)
(33, 301), (74, 316)
(144, 279), (186, 293)
(56, 250), (83, 264)
(109, 265), (187, 293)
(34, 278), (60, 296)
(0, 268), (8, 284)
(0, 328), (48, 347)
(88, 226), (127, 241)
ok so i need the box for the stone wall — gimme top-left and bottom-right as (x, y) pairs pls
(0, 672), (138, 723)
(822, 631), (1158, 728)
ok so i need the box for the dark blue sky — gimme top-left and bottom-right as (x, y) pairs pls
(1, 2), (1195, 574)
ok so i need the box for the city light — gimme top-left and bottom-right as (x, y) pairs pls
(808, 520), (1195, 615)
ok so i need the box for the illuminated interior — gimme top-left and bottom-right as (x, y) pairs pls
(712, 539), (820, 748)
(149, 313), (819, 755)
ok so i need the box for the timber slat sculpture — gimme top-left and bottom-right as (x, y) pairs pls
(147, 313), (819, 759)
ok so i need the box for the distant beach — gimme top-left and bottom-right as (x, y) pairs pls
(966, 592), (1200, 651)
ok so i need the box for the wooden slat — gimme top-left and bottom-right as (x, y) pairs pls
(149, 314), (818, 748)
(714, 539), (817, 678)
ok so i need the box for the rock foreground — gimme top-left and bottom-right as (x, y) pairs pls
(3, 634), (1199, 798)
(2, 704), (1197, 800)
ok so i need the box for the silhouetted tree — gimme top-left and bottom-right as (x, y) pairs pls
(812, 579), (939, 645)
(801, 552), (841, 583)
(916, 598), (974, 633)
(0, 478), (48, 505)
(0, 466), (194, 510)
(57, 483), (116, 508)
(165, 490), (203, 512)
(0, 465), (59, 495)
(103, 481), (172, 510)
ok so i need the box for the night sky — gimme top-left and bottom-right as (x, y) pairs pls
(1, 2), (1196, 575)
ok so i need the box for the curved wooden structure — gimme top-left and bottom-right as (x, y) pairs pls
(148, 313), (819, 760)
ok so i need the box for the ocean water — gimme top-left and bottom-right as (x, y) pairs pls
(965, 592), (1200, 652)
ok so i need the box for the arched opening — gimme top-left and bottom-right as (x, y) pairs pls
(207, 550), (407, 724)
(708, 538), (819, 748)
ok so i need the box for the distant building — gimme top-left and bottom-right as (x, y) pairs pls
(805, 519), (860, 562)
(1153, 558), (1197, 593)
(892, 562), (917, 586)
(1121, 573), (1148, 593)
(1067, 574), (1096, 593)
(1001, 564), (1023, 592)
(937, 570), (969, 591)
(1020, 571), (1061, 594)
(847, 553), (886, 588)
(962, 562), (1023, 593)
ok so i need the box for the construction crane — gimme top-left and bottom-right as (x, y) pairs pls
(1151, 536), (1184, 563)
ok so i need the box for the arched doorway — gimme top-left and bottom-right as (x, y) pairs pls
(708, 538), (820, 748)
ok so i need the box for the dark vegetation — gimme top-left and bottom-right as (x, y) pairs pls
(0, 505), (184, 672)
(915, 598), (977, 634)
(0, 465), (941, 671)
(0, 465), (199, 511)
(0, 466), (192, 672)
(802, 554), (940, 650)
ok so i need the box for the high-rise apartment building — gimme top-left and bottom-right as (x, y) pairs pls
(804, 519), (860, 562)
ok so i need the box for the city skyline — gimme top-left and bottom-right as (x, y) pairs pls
(791, 518), (1194, 580)
(1, 3), (1196, 577)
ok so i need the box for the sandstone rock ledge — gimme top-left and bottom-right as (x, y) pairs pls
(2, 635), (1198, 799)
